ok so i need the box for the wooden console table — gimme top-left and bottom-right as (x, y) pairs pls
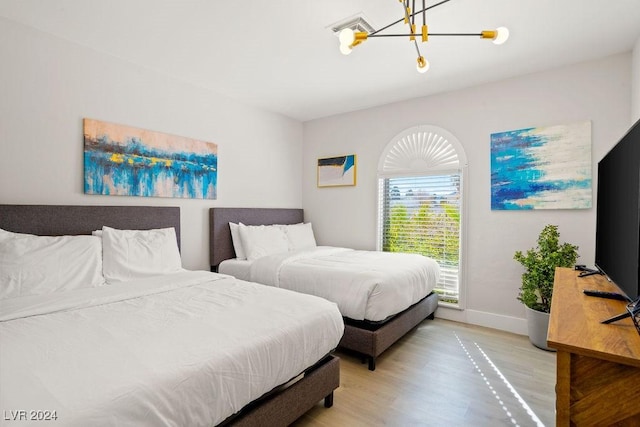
(547, 267), (640, 426)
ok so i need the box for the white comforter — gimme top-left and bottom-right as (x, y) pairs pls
(0, 271), (343, 427)
(247, 247), (440, 322)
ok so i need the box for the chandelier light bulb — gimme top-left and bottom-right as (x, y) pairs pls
(492, 27), (509, 45)
(340, 43), (353, 55)
(416, 56), (429, 73)
(339, 28), (356, 46)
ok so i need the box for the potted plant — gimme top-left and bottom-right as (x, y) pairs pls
(514, 224), (579, 350)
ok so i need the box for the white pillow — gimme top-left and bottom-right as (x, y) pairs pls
(284, 223), (317, 251)
(101, 226), (182, 283)
(0, 228), (33, 242)
(229, 222), (247, 260)
(0, 229), (105, 299)
(238, 224), (289, 261)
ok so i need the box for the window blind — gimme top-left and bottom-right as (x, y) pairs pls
(378, 173), (461, 304)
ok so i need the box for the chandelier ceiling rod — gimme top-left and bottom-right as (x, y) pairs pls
(405, 0), (425, 73)
(370, 0), (451, 37)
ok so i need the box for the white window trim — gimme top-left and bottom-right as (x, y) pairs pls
(376, 125), (468, 309)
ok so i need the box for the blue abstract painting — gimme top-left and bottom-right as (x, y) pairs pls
(84, 119), (217, 199)
(491, 121), (591, 210)
(317, 155), (356, 187)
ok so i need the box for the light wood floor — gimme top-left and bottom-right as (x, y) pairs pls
(293, 318), (556, 427)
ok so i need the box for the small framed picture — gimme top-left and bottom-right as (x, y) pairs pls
(317, 154), (356, 188)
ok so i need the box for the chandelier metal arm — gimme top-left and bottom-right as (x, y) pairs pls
(368, 32), (483, 38)
(413, 39), (422, 57)
(369, 0), (452, 36)
(427, 33), (485, 36)
(411, 0), (416, 26)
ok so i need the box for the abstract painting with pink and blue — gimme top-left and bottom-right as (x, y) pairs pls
(84, 119), (217, 199)
(490, 121), (591, 210)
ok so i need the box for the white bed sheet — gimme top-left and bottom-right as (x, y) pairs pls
(0, 270), (343, 427)
(218, 258), (252, 281)
(220, 247), (440, 322)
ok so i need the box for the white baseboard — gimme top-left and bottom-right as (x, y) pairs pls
(435, 306), (528, 336)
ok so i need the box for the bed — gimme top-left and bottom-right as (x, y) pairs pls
(0, 204), (343, 427)
(209, 207), (440, 371)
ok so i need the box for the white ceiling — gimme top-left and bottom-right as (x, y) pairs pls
(2, 0), (640, 122)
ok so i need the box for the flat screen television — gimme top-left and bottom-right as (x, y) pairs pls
(594, 117), (640, 301)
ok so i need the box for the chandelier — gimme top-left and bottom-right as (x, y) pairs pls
(337, 0), (509, 73)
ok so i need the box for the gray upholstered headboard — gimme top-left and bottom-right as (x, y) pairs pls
(209, 207), (303, 270)
(0, 205), (181, 248)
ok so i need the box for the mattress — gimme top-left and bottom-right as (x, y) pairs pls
(220, 247), (440, 322)
(0, 270), (343, 427)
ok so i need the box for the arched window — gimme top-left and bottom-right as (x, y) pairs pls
(377, 125), (468, 306)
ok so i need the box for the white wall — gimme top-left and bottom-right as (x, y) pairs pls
(2, 16), (637, 335)
(0, 18), (303, 270)
(302, 53), (632, 334)
(632, 36), (640, 122)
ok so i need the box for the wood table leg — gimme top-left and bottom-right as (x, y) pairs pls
(555, 350), (571, 427)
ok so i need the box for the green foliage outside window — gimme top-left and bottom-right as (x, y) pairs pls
(380, 173), (462, 304)
(383, 202), (460, 265)
(383, 201), (460, 304)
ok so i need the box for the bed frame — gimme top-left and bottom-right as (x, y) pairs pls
(209, 207), (439, 371)
(0, 204), (340, 426)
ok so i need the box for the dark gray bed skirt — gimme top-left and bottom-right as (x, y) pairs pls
(340, 292), (439, 371)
